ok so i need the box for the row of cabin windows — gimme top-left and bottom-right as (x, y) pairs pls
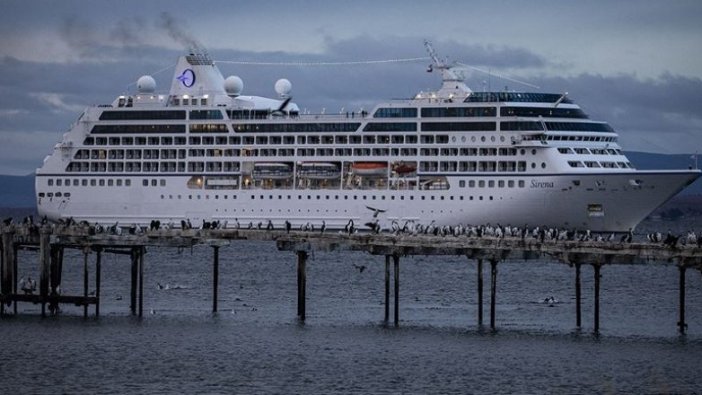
(89, 121), (613, 136)
(419, 161), (530, 172)
(558, 147), (622, 155)
(82, 132), (614, 148)
(66, 161), (241, 173)
(98, 106), (588, 122)
(76, 146), (527, 162)
(47, 178), (133, 187)
(567, 161), (633, 169)
(160, 193), (502, 203)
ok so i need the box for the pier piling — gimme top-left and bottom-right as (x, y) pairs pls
(96, 249), (101, 317)
(212, 246), (219, 313)
(138, 247), (144, 318)
(490, 259), (498, 330)
(575, 263), (582, 328)
(384, 255), (390, 324)
(296, 250), (307, 321)
(477, 258), (484, 326)
(593, 264), (601, 334)
(130, 248), (138, 315)
(393, 254), (400, 327)
(679, 265), (687, 334)
(39, 227), (50, 317)
(83, 248), (89, 318)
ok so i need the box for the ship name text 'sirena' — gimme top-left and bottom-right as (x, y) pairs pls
(35, 43), (700, 232)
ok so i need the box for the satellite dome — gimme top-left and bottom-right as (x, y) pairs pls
(274, 78), (292, 97)
(224, 76), (244, 96)
(136, 75), (156, 93)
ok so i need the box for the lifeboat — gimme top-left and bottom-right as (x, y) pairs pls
(298, 162), (341, 179)
(392, 162), (417, 175)
(352, 162), (388, 176)
(252, 163), (293, 179)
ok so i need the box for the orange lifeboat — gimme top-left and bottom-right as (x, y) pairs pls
(392, 162), (417, 175)
(351, 162), (388, 176)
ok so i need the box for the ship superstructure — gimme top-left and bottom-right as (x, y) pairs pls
(35, 43), (700, 231)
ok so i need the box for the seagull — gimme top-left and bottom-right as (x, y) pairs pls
(366, 206), (387, 218)
(353, 264), (367, 273)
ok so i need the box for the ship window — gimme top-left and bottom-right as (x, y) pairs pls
(143, 180), (148, 186)
(56, 179), (62, 186)
(468, 180), (475, 187)
(90, 180), (96, 186)
(478, 180), (485, 187)
(518, 180), (525, 188)
(117, 179), (122, 186)
(459, 180), (465, 188)
(160, 179), (166, 186)
(508, 180), (515, 188)
(373, 107), (417, 118)
(108, 179), (113, 186)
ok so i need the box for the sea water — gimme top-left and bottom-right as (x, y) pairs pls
(1, 239), (701, 394)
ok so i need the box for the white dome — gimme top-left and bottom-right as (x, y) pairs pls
(274, 78), (292, 97)
(136, 75), (156, 93)
(224, 76), (244, 95)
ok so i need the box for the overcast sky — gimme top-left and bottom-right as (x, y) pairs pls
(1, 0), (701, 175)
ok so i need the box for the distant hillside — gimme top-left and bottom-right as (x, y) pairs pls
(0, 174), (34, 208)
(0, 151), (699, 208)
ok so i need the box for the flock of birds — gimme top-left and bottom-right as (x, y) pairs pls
(2, 216), (700, 249)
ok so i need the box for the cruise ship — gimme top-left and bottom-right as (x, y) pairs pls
(35, 43), (700, 232)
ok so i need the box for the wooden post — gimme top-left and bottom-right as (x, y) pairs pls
(212, 246), (219, 313)
(593, 264), (600, 334)
(384, 255), (390, 324)
(490, 259), (497, 330)
(477, 258), (483, 326)
(83, 248), (89, 318)
(130, 247), (138, 315)
(39, 227), (51, 317)
(575, 263), (582, 328)
(95, 249), (102, 317)
(393, 254), (400, 327)
(138, 247), (144, 318)
(679, 265), (686, 334)
(13, 244), (18, 314)
(1, 232), (7, 316)
(0, 235), (4, 316)
(297, 251), (307, 321)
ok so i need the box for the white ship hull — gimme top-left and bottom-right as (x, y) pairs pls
(36, 170), (698, 232)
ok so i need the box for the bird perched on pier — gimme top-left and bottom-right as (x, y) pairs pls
(285, 220), (291, 233)
(234, 218), (240, 229)
(3, 217), (13, 226)
(365, 219), (380, 234)
(345, 219), (356, 235)
(620, 229), (633, 244)
(266, 220), (274, 231)
(320, 220), (326, 234)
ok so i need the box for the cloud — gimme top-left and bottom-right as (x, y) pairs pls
(29, 92), (86, 113)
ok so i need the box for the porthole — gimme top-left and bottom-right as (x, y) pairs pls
(471, 136), (476, 142)
(481, 136), (486, 142)
(541, 162), (546, 169)
(491, 136), (495, 142)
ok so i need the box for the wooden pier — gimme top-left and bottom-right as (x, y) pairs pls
(1, 223), (701, 334)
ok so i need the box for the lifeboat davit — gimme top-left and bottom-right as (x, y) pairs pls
(352, 162), (388, 176)
(298, 162), (341, 179)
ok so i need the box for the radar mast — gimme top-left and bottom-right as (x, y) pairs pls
(422, 40), (472, 100)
